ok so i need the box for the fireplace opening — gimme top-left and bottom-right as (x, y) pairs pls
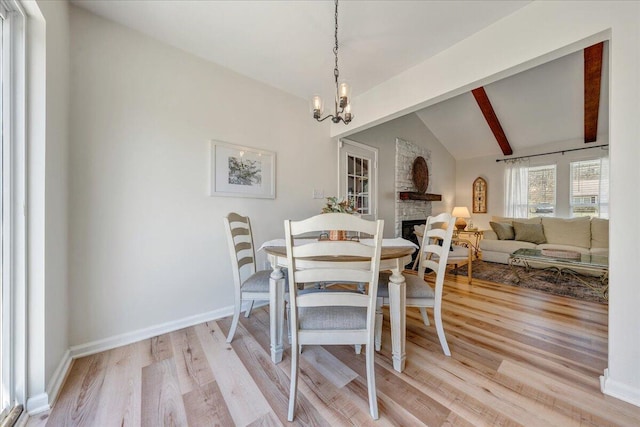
(402, 219), (426, 268)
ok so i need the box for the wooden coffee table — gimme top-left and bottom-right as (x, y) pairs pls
(508, 248), (609, 299)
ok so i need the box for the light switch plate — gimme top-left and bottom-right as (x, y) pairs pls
(313, 189), (325, 199)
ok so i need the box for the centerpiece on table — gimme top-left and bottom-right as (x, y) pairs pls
(321, 196), (357, 241)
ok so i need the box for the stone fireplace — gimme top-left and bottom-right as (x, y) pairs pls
(395, 138), (432, 236)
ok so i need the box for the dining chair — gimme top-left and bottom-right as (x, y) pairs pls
(376, 212), (456, 356)
(413, 224), (473, 284)
(224, 212), (275, 343)
(284, 213), (384, 421)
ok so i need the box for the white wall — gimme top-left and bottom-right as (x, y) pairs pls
(68, 6), (333, 346)
(334, 0), (640, 407)
(456, 138), (609, 229)
(347, 113), (456, 237)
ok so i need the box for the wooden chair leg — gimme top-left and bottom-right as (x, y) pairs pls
(467, 259), (472, 284)
(434, 305), (451, 356)
(226, 297), (242, 343)
(419, 307), (430, 326)
(287, 344), (299, 421)
(365, 342), (379, 419)
(375, 297), (383, 351)
(244, 300), (255, 318)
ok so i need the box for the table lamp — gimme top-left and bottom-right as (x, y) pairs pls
(451, 206), (471, 230)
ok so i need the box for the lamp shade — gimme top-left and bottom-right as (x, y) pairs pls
(451, 206), (471, 218)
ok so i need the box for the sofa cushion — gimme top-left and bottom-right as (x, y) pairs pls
(536, 243), (590, 255)
(490, 221), (515, 240)
(513, 221), (547, 244)
(492, 216), (542, 225)
(590, 247), (609, 257)
(591, 218), (609, 249)
(541, 217), (591, 249)
(480, 238), (537, 253)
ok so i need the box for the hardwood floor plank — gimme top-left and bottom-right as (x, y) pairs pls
(92, 343), (142, 426)
(169, 326), (215, 394)
(46, 353), (107, 427)
(182, 379), (235, 427)
(247, 411), (283, 427)
(149, 333), (174, 363)
(300, 345), (358, 389)
(224, 311), (386, 426)
(141, 358), (189, 427)
(43, 276), (640, 426)
(497, 359), (640, 425)
(327, 345), (453, 426)
(196, 321), (274, 426)
(228, 323), (330, 426)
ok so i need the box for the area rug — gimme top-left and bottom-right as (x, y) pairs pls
(450, 260), (608, 304)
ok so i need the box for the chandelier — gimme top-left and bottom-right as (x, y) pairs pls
(311, 0), (352, 124)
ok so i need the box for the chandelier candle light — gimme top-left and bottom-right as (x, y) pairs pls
(311, 0), (352, 124)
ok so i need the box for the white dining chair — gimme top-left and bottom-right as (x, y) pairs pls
(376, 212), (456, 356)
(224, 212), (276, 343)
(284, 213), (384, 421)
(413, 223), (473, 284)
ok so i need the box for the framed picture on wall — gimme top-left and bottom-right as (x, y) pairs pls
(472, 177), (487, 213)
(209, 140), (276, 198)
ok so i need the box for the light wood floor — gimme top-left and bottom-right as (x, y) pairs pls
(29, 274), (640, 426)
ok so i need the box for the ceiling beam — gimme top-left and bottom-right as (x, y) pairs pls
(472, 87), (513, 156)
(584, 42), (603, 143)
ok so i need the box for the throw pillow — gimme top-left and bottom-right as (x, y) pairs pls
(490, 221), (515, 240)
(513, 221), (547, 244)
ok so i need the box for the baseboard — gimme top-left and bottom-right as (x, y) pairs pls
(45, 349), (72, 407)
(600, 368), (640, 407)
(69, 300), (266, 359)
(25, 393), (49, 415)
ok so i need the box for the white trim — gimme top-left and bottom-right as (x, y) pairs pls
(600, 369), (640, 407)
(69, 301), (265, 359)
(44, 349), (72, 408)
(25, 393), (48, 415)
(338, 138), (379, 219)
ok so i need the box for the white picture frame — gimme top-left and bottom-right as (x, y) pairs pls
(209, 140), (276, 199)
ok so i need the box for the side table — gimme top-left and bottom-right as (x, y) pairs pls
(453, 229), (484, 258)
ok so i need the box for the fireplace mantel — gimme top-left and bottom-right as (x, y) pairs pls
(399, 191), (442, 201)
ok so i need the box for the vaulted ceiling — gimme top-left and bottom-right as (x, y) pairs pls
(71, 1), (608, 160)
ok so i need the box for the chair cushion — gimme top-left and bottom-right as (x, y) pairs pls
(241, 270), (271, 292)
(378, 273), (435, 299)
(490, 221), (515, 240)
(513, 221), (547, 244)
(298, 306), (367, 330)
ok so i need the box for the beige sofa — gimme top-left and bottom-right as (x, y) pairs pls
(480, 216), (609, 264)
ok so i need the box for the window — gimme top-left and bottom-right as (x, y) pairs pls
(570, 158), (609, 218)
(527, 165), (557, 217)
(505, 162), (556, 218)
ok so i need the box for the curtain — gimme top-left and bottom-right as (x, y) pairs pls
(504, 159), (529, 218)
(598, 156), (609, 218)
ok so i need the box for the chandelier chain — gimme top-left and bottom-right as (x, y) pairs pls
(333, 0), (339, 82)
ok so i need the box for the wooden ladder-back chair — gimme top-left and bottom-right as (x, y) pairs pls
(223, 212), (274, 343)
(284, 213), (384, 421)
(376, 212), (456, 356)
